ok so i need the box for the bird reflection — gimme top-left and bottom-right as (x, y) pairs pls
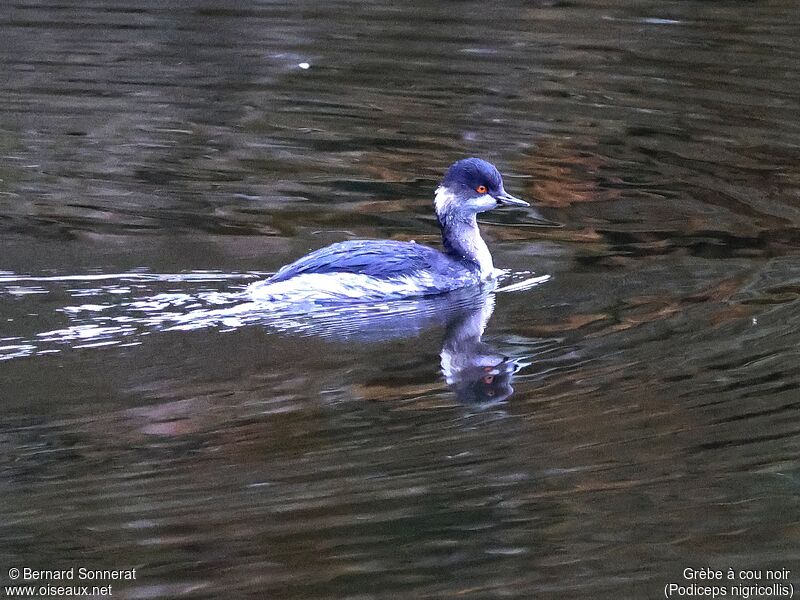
(244, 283), (524, 405)
(33, 273), (543, 405)
(440, 295), (521, 405)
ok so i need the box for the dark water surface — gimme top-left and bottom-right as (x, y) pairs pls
(2, 0), (800, 598)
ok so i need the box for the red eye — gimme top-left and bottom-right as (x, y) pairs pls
(476, 185), (488, 194)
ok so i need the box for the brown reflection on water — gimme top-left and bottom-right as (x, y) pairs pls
(519, 137), (624, 209)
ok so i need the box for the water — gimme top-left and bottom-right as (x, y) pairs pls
(1, 0), (800, 598)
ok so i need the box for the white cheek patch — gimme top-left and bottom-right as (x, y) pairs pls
(468, 193), (498, 212)
(436, 188), (497, 214)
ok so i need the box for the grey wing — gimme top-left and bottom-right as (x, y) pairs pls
(269, 240), (448, 282)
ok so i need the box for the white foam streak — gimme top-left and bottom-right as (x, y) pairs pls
(496, 274), (551, 293)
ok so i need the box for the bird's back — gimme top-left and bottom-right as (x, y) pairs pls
(251, 240), (482, 302)
(269, 240), (467, 282)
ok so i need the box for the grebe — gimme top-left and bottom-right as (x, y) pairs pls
(249, 158), (541, 302)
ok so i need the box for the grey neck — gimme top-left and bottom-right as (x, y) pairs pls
(435, 188), (494, 278)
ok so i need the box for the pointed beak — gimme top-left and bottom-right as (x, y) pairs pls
(493, 190), (529, 207)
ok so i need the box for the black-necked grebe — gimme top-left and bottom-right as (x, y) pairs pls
(249, 158), (544, 302)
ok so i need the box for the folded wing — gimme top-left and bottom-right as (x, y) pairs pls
(269, 240), (461, 282)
